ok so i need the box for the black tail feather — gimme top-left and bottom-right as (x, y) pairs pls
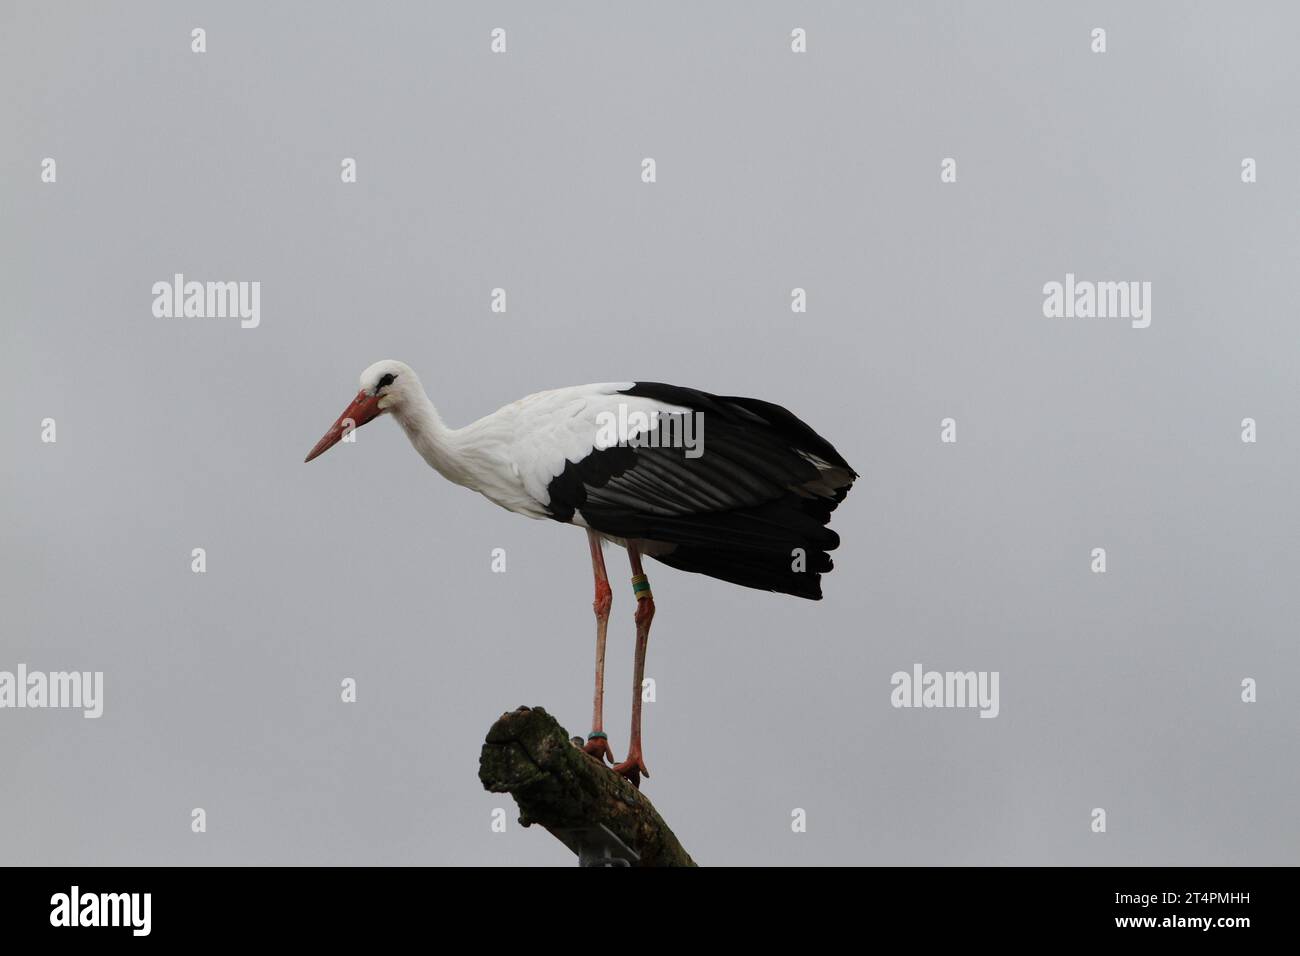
(653, 540), (834, 600)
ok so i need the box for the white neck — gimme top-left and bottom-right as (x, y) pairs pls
(391, 393), (474, 488)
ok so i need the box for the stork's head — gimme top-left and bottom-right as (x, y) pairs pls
(304, 359), (419, 462)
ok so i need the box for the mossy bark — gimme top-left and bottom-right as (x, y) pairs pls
(478, 705), (696, 867)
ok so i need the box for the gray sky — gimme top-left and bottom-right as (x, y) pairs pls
(2, 1), (1298, 865)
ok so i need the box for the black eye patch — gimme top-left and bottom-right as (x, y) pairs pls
(376, 373), (396, 390)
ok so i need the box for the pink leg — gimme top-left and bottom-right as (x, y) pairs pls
(582, 532), (616, 765)
(611, 544), (654, 787)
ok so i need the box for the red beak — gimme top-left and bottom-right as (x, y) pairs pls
(304, 389), (384, 462)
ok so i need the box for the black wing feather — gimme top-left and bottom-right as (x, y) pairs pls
(544, 382), (857, 599)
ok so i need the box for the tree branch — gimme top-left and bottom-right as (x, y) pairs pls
(478, 706), (696, 867)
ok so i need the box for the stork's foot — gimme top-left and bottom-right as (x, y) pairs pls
(582, 732), (616, 766)
(611, 751), (650, 788)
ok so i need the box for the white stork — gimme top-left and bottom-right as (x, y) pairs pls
(305, 360), (856, 787)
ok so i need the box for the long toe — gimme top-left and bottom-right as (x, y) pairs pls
(610, 754), (649, 788)
(583, 736), (616, 765)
